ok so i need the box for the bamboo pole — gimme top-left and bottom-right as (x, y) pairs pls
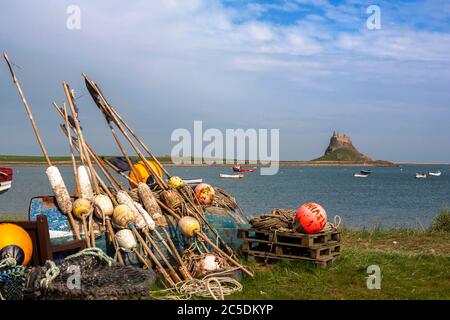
(3, 52), (52, 166)
(83, 74), (167, 189)
(130, 226), (175, 287)
(62, 102), (81, 240)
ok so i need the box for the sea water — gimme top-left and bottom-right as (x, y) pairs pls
(1, 165), (449, 228)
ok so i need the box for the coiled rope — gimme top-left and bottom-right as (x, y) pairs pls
(150, 267), (243, 300)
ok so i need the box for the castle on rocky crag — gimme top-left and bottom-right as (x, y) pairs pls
(316, 130), (373, 161)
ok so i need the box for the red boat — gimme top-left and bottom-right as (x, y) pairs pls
(0, 168), (13, 194)
(232, 165), (256, 173)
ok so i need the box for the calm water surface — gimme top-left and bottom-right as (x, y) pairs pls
(1, 165), (449, 228)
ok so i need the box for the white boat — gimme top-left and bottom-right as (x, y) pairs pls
(428, 171), (441, 177)
(0, 168), (13, 194)
(183, 178), (203, 184)
(353, 173), (369, 178)
(415, 173), (427, 179)
(220, 173), (244, 179)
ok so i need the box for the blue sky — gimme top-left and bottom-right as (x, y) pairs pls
(0, 0), (449, 162)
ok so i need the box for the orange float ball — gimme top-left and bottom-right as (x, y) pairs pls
(194, 183), (215, 205)
(296, 202), (328, 234)
(0, 223), (33, 266)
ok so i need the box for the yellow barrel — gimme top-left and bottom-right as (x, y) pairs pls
(128, 159), (163, 188)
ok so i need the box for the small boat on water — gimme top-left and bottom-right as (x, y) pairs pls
(360, 169), (372, 175)
(415, 173), (427, 179)
(183, 178), (203, 184)
(232, 165), (255, 173)
(220, 173), (244, 179)
(0, 168), (13, 194)
(428, 171), (441, 177)
(353, 173), (369, 178)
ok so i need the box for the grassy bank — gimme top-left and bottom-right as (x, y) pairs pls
(2, 212), (449, 299)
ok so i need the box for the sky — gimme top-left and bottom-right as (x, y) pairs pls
(0, 0), (449, 162)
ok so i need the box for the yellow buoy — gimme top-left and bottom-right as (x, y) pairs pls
(128, 159), (163, 188)
(168, 176), (185, 188)
(0, 223), (33, 266)
(72, 198), (92, 220)
(178, 216), (201, 238)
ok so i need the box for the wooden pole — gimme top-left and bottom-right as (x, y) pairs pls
(62, 103), (81, 240)
(130, 226), (175, 287)
(83, 74), (167, 190)
(108, 105), (171, 178)
(3, 52), (52, 166)
(63, 82), (100, 195)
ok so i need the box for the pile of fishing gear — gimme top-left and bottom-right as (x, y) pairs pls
(2, 52), (253, 300)
(249, 208), (296, 232)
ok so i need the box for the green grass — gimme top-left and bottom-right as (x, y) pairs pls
(230, 247), (449, 300)
(229, 226), (450, 299)
(429, 208), (450, 233)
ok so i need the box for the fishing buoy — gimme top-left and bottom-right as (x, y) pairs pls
(112, 204), (135, 229)
(128, 159), (163, 188)
(296, 202), (328, 234)
(77, 165), (94, 200)
(138, 183), (165, 225)
(0, 223), (33, 266)
(195, 253), (226, 276)
(161, 189), (182, 210)
(194, 183), (215, 205)
(134, 201), (156, 230)
(115, 229), (137, 252)
(168, 176), (185, 188)
(93, 194), (114, 219)
(46, 166), (72, 214)
(72, 198), (92, 220)
(178, 216), (201, 238)
(116, 191), (140, 215)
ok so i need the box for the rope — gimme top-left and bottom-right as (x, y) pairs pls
(65, 247), (115, 266)
(150, 268), (243, 300)
(40, 261), (60, 289)
(0, 258), (26, 300)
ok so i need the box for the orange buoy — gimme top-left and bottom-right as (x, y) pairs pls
(194, 183), (215, 205)
(296, 202), (327, 234)
(128, 160), (162, 188)
(0, 223), (33, 266)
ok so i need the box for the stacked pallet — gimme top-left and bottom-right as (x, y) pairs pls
(238, 228), (341, 267)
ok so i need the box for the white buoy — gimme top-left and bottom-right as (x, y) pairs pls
(116, 191), (139, 215)
(93, 194), (114, 219)
(77, 165), (93, 200)
(115, 229), (137, 252)
(134, 201), (156, 230)
(46, 166), (72, 215)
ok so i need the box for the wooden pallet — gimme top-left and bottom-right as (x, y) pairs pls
(238, 228), (341, 267)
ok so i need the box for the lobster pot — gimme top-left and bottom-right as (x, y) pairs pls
(94, 194), (114, 219)
(77, 166), (94, 200)
(134, 201), (156, 230)
(46, 166), (72, 215)
(115, 229), (137, 252)
(138, 183), (166, 226)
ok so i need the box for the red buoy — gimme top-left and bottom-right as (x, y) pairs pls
(296, 202), (327, 234)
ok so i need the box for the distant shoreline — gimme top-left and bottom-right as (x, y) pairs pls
(1, 160), (448, 167)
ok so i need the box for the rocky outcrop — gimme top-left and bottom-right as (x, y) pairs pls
(315, 131), (372, 162)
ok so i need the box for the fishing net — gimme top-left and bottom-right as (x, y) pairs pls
(208, 188), (248, 224)
(249, 208), (296, 232)
(23, 248), (156, 300)
(0, 258), (26, 300)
